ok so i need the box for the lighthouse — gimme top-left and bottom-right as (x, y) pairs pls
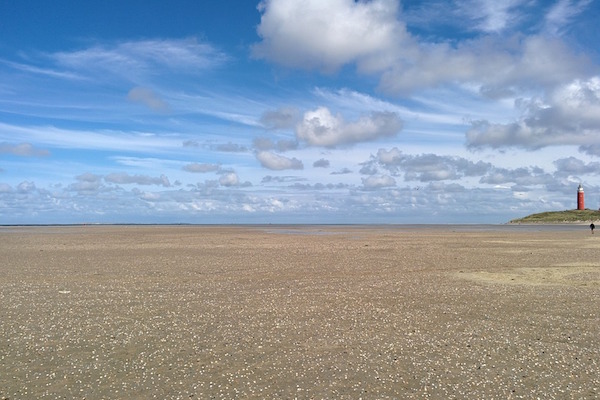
(577, 184), (585, 210)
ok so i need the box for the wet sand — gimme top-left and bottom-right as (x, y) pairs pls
(1, 225), (599, 399)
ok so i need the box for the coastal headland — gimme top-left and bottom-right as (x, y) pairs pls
(1, 225), (599, 398)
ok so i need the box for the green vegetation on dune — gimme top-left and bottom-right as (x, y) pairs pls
(510, 209), (600, 224)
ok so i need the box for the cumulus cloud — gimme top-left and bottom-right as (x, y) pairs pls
(105, 172), (171, 187)
(467, 76), (600, 149)
(183, 163), (220, 173)
(254, 0), (593, 95)
(331, 168), (352, 175)
(380, 35), (591, 95)
(374, 148), (492, 182)
(580, 144), (600, 157)
(253, 0), (409, 72)
(127, 87), (170, 112)
(553, 157), (600, 175)
(480, 166), (553, 186)
(219, 172), (240, 187)
(69, 173), (104, 193)
(17, 181), (36, 193)
(0, 142), (50, 157)
(362, 175), (396, 189)
(77, 172), (102, 182)
(313, 158), (330, 168)
(256, 151), (303, 170)
(296, 107), (403, 147)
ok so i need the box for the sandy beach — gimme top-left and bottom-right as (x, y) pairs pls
(1, 225), (599, 399)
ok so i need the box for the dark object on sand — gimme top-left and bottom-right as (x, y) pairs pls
(591, 223), (595, 234)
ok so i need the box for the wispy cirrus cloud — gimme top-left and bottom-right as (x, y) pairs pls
(0, 59), (84, 80)
(455, 0), (530, 33)
(0, 122), (182, 153)
(52, 38), (229, 79)
(545, 0), (592, 36)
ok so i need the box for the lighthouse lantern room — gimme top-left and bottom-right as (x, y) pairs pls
(577, 184), (585, 210)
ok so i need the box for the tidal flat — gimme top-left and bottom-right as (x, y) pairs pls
(1, 225), (599, 399)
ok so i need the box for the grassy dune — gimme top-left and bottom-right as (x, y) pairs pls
(510, 209), (600, 224)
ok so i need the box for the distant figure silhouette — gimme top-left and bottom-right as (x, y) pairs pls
(591, 223), (595, 234)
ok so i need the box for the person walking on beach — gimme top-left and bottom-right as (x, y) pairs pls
(591, 223), (595, 234)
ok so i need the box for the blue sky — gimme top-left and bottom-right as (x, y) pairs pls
(1, 0), (599, 224)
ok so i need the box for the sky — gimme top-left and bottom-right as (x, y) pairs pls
(1, 0), (599, 224)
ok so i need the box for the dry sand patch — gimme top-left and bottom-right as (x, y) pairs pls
(458, 265), (600, 287)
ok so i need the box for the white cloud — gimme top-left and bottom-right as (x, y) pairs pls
(256, 151), (303, 170)
(255, 1), (593, 95)
(362, 175), (396, 189)
(380, 35), (591, 95)
(456, 0), (527, 33)
(140, 191), (162, 201)
(219, 172), (240, 187)
(296, 107), (403, 147)
(580, 145), (600, 157)
(374, 148), (492, 182)
(0, 123), (182, 154)
(313, 158), (330, 168)
(17, 181), (36, 193)
(253, 0), (409, 73)
(1, 59), (84, 81)
(77, 172), (102, 183)
(480, 166), (553, 186)
(553, 157), (600, 175)
(69, 173), (104, 193)
(545, 0), (592, 36)
(53, 38), (228, 80)
(466, 76), (600, 149)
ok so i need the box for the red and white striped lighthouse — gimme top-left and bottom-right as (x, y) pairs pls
(577, 184), (585, 210)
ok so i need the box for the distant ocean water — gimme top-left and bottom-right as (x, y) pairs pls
(259, 223), (592, 235)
